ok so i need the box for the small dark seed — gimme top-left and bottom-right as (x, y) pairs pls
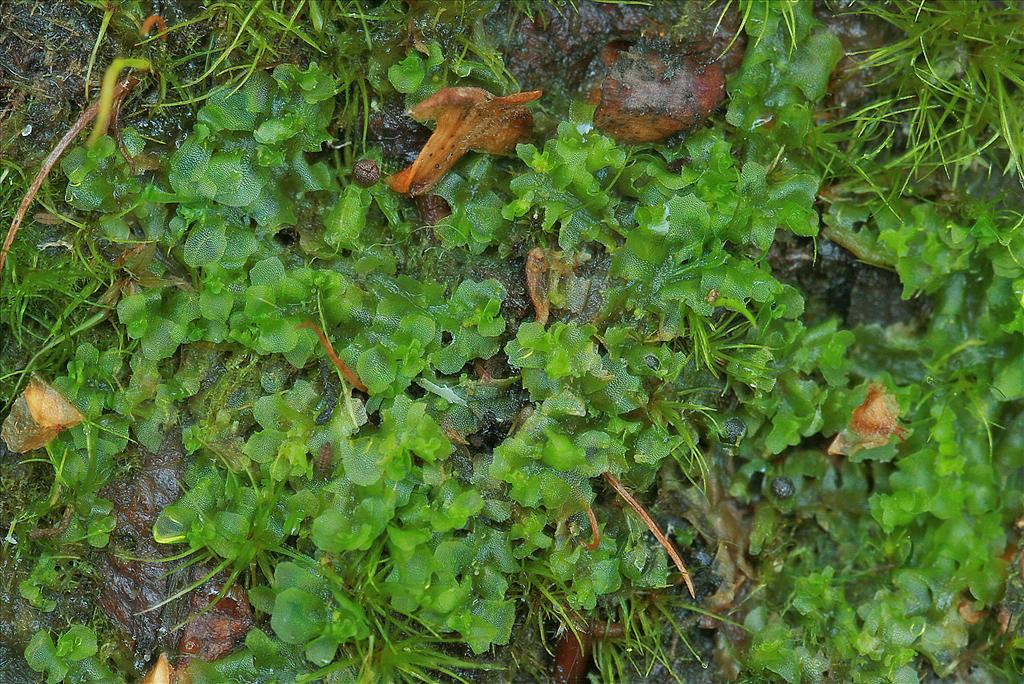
(353, 158), (380, 187)
(771, 476), (795, 499)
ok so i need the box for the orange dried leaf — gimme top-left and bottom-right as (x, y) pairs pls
(142, 653), (173, 684)
(387, 87), (542, 196)
(828, 383), (905, 456)
(1, 376), (84, 453)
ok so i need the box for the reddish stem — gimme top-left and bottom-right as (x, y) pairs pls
(590, 621), (625, 640)
(551, 629), (591, 684)
(295, 321), (368, 392)
(602, 471), (695, 598)
(140, 14), (168, 40)
(1, 76), (139, 277)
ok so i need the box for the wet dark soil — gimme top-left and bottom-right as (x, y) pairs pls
(98, 431), (186, 669)
(767, 233), (932, 330)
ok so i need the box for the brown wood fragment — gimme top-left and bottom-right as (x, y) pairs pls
(594, 39), (724, 144)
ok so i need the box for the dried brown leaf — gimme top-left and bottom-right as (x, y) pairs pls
(828, 383), (906, 456)
(525, 247), (549, 326)
(387, 87), (542, 196)
(1, 376), (84, 453)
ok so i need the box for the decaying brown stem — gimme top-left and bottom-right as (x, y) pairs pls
(525, 247), (549, 325)
(0, 76), (139, 277)
(28, 505), (74, 541)
(583, 502), (600, 550)
(603, 471), (695, 598)
(295, 321), (368, 393)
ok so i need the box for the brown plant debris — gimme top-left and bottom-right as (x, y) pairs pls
(593, 38), (724, 144)
(828, 383), (906, 456)
(1, 376), (84, 453)
(525, 247), (550, 325)
(295, 321), (368, 392)
(603, 471), (695, 597)
(387, 87), (542, 196)
(583, 502), (600, 551)
(141, 653), (172, 684)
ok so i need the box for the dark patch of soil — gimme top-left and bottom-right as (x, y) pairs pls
(0, 1), (104, 152)
(768, 233), (931, 330)
(816, 0), (898, 118)
(97, 430), (186, 668)
(768, 233), (857, 324)
(366, 97), (432, 167)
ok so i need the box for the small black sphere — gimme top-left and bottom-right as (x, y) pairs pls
(771, 476), (795, 499)
(721, 416), (746, 445)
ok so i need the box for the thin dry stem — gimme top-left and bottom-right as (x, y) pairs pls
(584, 503), (600, 551)
(603, 471), (695, 598)
(0, 76), (139, 278)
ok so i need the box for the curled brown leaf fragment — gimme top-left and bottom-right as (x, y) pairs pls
(525, 247), (549, 325)
(1, 376), (84, 453)
(387, 87), (542, 196)
(828, 383), (906, 456)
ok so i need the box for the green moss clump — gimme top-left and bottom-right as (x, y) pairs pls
(1, 1), (1024, 682)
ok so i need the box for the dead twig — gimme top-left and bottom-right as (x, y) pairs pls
(603, 471), (695, 598)
(0, 76), (140, 278)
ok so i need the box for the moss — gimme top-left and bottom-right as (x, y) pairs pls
(1, 1), (1024, 682)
